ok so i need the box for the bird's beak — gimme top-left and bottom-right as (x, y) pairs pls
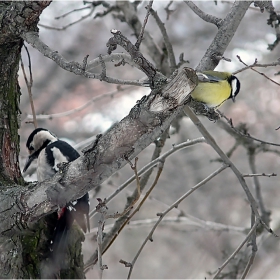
(23, 153), (36, 172)
(232, 95), (236, 103)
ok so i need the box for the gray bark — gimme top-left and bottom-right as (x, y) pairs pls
(0, 0), (252, 278)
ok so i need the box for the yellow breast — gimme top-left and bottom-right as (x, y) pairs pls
(191, 80), (231, 108)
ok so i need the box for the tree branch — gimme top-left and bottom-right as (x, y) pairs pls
(150, 8), (177, 72)
(184, 106), (275, 236)
(86, 53), (139, 70)
(196, 1), (252, 71)
(21, 32), (144, 86)
(135, 1), (154, 50)
(106, 29), (167, 87)
(24, 86), (135, 121)
(127, 164), (228, 279)
(184, 1), (222, 27)
(88, 137), (205, 219)
(89, 215), (247, 235)
(212, 219), (260, 279)
(1, 67), (198, 236)
(236, 55), (280, 86)
(116, 1), (164, 70)
(20, 45), (37, 128)
(39, 5), (94, 31)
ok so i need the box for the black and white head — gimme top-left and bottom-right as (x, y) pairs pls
(229, 75), (241, 102)
(23, 128), (58, 172)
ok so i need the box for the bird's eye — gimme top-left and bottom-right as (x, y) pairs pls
(29, 145), (34, 152)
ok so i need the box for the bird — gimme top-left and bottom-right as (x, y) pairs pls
(23, 128), (90, 271)
(190, 71), (241, 109)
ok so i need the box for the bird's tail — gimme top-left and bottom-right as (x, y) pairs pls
(41, 208), (73, 278)
(70, 193), (90, 233)
(50, 208), (73, 260)
(40, 193), (90, 278)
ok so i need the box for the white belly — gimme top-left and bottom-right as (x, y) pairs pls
(37, 149), (55, 182)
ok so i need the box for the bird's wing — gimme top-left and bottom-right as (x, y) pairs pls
(197, 72), (222, 83)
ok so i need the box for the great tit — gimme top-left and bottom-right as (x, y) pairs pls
(191, 71), (241, 108)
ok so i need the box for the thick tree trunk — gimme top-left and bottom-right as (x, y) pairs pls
(0, 2), (85, 278)
(0, 2), (26, 277)
(0, 40), (22, 184)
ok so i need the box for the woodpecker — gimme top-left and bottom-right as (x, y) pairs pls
(23, 128), (90, 265)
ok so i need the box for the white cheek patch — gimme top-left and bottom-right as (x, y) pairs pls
(50, 147), (69, 171)
(231, 78), (239, 98)
(34, 131), (57, 150)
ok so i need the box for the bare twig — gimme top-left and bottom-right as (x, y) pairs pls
(225, 141), (239, 158)
(114, 161), (164, 270)
(236, 56), (280, 86)
(94, 5), (118, 19)
(24, 86), (133, 121)
(84, 158), (164, 272)
(88, 215), (247, 235)
(104, 158), (143, 220)
(86, 131), (169, 271)
(212, 219), (260, 279)
(21, 45), (37, 128)
(127, 157), (141, 198)
(55, 5), (91, 20)
(129, 160), (164, 219)
(98, 54), (106, 81)
(241, 210), (257, 279)
(264, 2), (280, 51)
(85, 127), (200, 272)
(243, 173), (277, 178)
(135, 1), (153, 50)
(106, 29), (167, 87)
(116, 1), (164, 69)
(127, 164), (228, 279)
(122, 165), (164, 277)
(95, 198), (108, 278)
(219, 113), (280, 147)
(38, 5), (94, 31)
(260, 147), (280, 156)
(113, 155), (161, 229)
(22, 31), (145, 86)
(88, 137), (206, 219)
(242, 135), (280, 147)
(184, 1), (222, 27)
(82, 54), (89, 72)
(184, 105), (275, 236)
(137, 129), (169, 193)
(234, 58), (280, 75)
(150, 8), (177, 72)
(248, 150), (271, 226)
(164, 1), (175, 20)
(87, 53), (139, 70)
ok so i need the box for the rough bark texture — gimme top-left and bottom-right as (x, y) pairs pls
(0, 1), (252, 278)
(24, 67), (197, 227)
(0, 2), (197, 277)
(0, 1), (30, 278)
(0, 2), (86, 279)
(0, 11), (22, 185)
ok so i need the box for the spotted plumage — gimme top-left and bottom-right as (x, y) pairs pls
(23, 128), (90, 271)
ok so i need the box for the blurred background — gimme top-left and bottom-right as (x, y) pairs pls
(19, 1), (280, 278)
